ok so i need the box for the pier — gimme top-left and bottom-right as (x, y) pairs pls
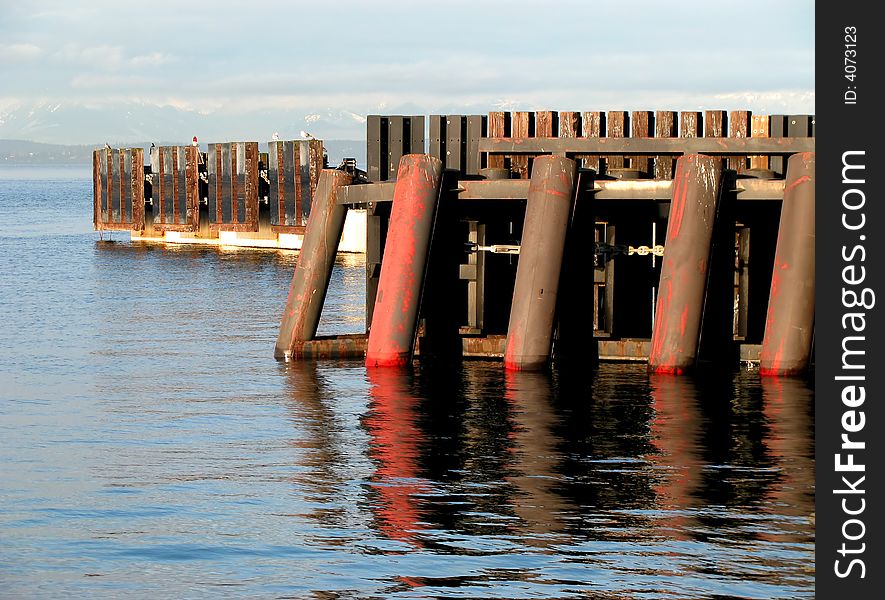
(94, 109), (815, 375)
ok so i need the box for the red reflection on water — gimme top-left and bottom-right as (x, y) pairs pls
(647, 374), (703, 540)
(502, 370), (569, 544)
(364, 368), (429, 547)
(759, 376), (815, 541)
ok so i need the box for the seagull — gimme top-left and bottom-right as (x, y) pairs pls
(104, 143), (112, 150)
(299, 130), (315, 140)
(271, 131), (280, 141)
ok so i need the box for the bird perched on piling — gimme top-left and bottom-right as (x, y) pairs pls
(104, 143), (111, 150)
(299, 130), (315, 140)
(271, 132), (280, 141)
(192, 136), (198, 147)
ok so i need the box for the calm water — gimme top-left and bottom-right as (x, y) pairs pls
(0, 165), (814, 598)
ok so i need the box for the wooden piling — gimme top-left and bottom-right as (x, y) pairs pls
(760, 152), (815, 376)
(274, 169), (353, 360)
(504, 155), (577, 371)
(365, 154), (444, 367)
(647, 154), (724, 374)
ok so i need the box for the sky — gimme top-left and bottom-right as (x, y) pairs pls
(0, 0), (815, 144)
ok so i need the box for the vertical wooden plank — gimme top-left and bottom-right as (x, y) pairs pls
(307, 139), (323, 219)
(221, 143), (231, 223)
(367, 115), (382, 182)
(245, 141), (258, 228)
(225, 142), (243, 225)
(535, 110), (555, 137)
(606, 111), (628, 171)
(93, 151), (102, 227)
(631, 110), (652, 175)
(123, 150), (133, 224)
(110, 150), (121, 223)
(131, 148), (144, 230)
(466, 115), (483, 175)
(728, 110), (750, 173)
(185, 146), (198, 230)
(161, 147), (170, 225)
(103, 149), (112, 224)
(680, 111), (702, 138)
(267, 142), (280, 226)
(704, 110), (727, 137)
(654, 110), (677, 179)
(749, 114), (770, 170)
(387, 116), (404, 181)
(487, 111), (506, 169)
(446, 115), (463, 172)
(510, 111), (530, 178)
(559, 111), (580, 138)
(213, 144), (223, 224)
(172, 147), (181, 224)
(581, 111), (604, 172)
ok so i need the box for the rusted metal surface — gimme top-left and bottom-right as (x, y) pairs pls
(558, 111), (580, 138)
(275, 169), (353, 359)
(728, 110), (750, 172)
(93, 147), (144, 231)
(631, 111), (652, 175)
(267, 139), (323, 232)
(750, 114), (770, 170)
(150, 146), (199, 232)
(654, 111), (678, 179)
(704, 110), (726, 138)
(598, 339), (652, 361)
(760, 152), (815, 376)
(286, 334), (368, 360)
(487, 111), (506, 169)
(580, 111), (604, 171)
(365, 154), (444, 367)
(339, 177), (787, 205)
(457, 334), (506, 358)
(680, 111), (702, 138)
(478, 136), (815, 156)
(504, 155), (577, 371)
(207, 141), (259, 232)
(510, 111), (530, 178)
(647, 154), (724, 374)
(606, 111), (627, 171)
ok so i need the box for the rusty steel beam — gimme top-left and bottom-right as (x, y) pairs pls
(504, 155), (577, 371)
(365, 154), (444, 367)
(647, 154), (724, 374)
(478, 137), (814, 156)
(338, 178), (787, 206)
(285, 334), (368, 360)
(275, 169), (353, 359)
(760, 152), (815, 376)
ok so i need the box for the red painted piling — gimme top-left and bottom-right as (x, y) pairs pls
(274, 169), (353, 359)
(365, 154), (444, 367)
(504, 155), (577, 371)
(760, 152), (815, 376)
(647, 154), (724, 374)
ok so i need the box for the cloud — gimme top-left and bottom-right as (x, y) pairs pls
(0, 43), (44, 63)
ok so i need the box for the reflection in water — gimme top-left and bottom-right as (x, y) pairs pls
(364, 368), (430, 546)
(503, 370), (570, 545)
(2, 176), (812, 597)
(282, 360), (814, 597)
